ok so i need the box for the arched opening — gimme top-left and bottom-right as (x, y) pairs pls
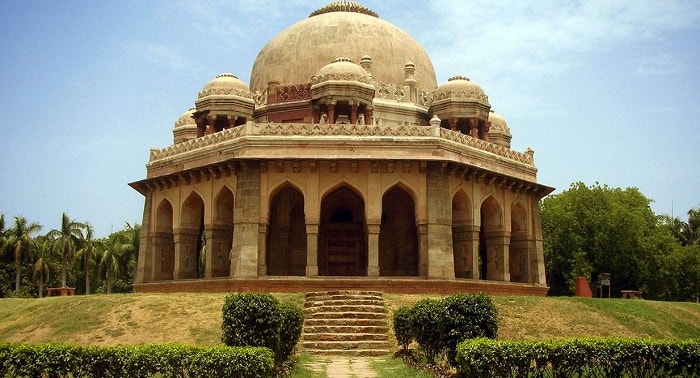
(319, 185), (367, 276)
(452, 190), (475, 278)
(154, 199), (175, 281)
(180, 192), (205, 279)
(510, 202), (529, 283)
(479, 196), (504, 280)
(267, 185), (307, 276)
(379, 185), (418, 276)
(210, 187), (234, 277)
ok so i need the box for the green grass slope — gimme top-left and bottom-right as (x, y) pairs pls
(0, 293), (697, 347)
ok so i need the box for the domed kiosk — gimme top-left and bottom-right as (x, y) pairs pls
(130, 1), (553, 295)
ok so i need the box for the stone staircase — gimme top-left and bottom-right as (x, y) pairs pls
(302, 290), (391, 356)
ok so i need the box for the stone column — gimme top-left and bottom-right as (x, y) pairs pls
(207, 115), (216, 134)
(425, 168), (455, 279)
(367, 223), (380, 277)
(350, 101), (358, 124)
(417, 223), (429, 276)
(448, 117), (458, 132)
(485, 230), (510, 281)
(480, 120), (491, 141)
(135, 191), (153, 284)
(469, 118), (479, 138)
(151, 232), (175, 281)
(326, 101), (336, 124)
(364, 106), (373, 125)
(453, 223), (478, 279)
(173, 228), (199, 280)
(195, 118), (206, 138)
(530, 204), (547, 285)
(204, 225), (232, 278)
(231, 164), (261, 277)
(305, 222), (319, 276)
(257, 223), (268, 276)
(227, 115), (238, 130)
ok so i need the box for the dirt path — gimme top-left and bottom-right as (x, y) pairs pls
(303, 356), (379, 378)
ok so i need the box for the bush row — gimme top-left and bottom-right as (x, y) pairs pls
(456, 338), (700, 377)
(393, 292), (498, 365)
(0, 343), (274, 378)
(221, 293), (304, 365)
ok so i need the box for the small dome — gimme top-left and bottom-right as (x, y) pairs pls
(488, 110), (510, 134)
(198, 73), (250, 99)
(313, 57), (371, 84)
(434, 75), (489, 105)
(173, 107), (197, 144)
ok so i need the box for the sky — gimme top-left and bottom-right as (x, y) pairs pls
(1, 0), (699, 238)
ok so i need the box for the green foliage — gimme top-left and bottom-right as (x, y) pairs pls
(409, 298), (443, 363)
(222, 293), (282, 351)
(456, 338), (700, 378)
(0, 342), (274, 378)
(439, 293), (498, 365)
(392, 306), (413, 351)
(276, 302), (304, 364)
(221, 292), (304, 366)
(540, 182), (699, 300)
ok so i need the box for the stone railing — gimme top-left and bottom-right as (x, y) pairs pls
(149, 122), (533, 166)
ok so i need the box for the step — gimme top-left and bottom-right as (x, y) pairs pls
(303, 299), (385, 308)
(304, 318), (388, 327)
(302, 349), (392, 357)
(305, 292), (383, 301)
(303, 304), (385, 315)
(304, 311), (386, 320)
(303, 333), (388, 342)
(303, 325), (389, 334)
(302, 340), (391, 351)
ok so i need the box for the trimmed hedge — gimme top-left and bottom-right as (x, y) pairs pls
(221, 293), (304, 366)
(0, 343), (274, 378)
(394, 292), (498, 365)
(456, 338), (700, 377)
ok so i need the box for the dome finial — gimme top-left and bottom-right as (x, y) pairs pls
(310, 1), (379, 18)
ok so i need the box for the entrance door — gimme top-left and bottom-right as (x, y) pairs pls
(319, 185), (367, 276)
(326, 225), (363, 276)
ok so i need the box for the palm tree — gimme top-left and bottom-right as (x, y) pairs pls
(48, 213), (84, 288)
(99, 233), (130, 294)
(0, 214), (7, 258)
(32, 239), (53, 298)
(75, 223), (98, 294)
(7, 216), (42, 292)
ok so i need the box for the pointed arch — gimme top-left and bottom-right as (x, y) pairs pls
(479, 195), (504, 280)
(452, 189), (476, 278)
(267, 184), (307, 276)
(154, 199), (175, 280)
(319, 184), (367, 276)
(209, 186), (234, 278)
(510, 201), (529, 283)
(379, 185), (418, 276)
(179, 192), (205, 278)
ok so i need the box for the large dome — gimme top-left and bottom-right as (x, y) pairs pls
(250, 1), (437, 93)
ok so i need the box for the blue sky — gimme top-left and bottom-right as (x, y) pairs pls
(1, 0), (699, 237)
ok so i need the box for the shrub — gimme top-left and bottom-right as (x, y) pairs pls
(439, 292), (498, 365)
(410, 298), (443, 363)
(276, 302), (304, 364)
(393, 306), (413, 351)
(221, 292), (282, 353)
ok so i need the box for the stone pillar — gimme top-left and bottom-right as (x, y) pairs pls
(258, 223), (267, 275)
(485, 230), (510, 281)
(230, 164), (261, 277)
(364, 106), (373, 125)
(417, 223), (429, 276)
(448, 117), (458, 132)
(305, 222), (319, 276)
(367, 223), (380, 277)
(425, 168), (455, 279)
(327, 101), (336, 124)
(195, 118), (206, 138)
(173, 228), (199, 280)
(469, 118), (479, 138)
(453, 224), (478, 279)
(204, 225), (232, 278)
(207, 115), (216, 134)
(227, 115), (238, 130)
(480, 120), (491, 141)
(135, 191), (153, 284)
(151, 232), (175, 281)
(530, 204), (547, 285)
(350, 101), (358, 124)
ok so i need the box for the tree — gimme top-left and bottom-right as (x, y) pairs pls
(541, 182), (657, 296)
(32, 239), (53, 298)
(47, 213), (84, 288)
(75, 223), (98, 294)
(6, 216), (42, 293)
(0, 214), (6, 257)
(98, 232), (130, 294)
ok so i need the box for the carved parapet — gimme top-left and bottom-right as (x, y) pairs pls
(439, 128), (535, 166)
(256, 122), (433, 137)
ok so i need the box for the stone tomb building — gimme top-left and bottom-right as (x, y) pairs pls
(130, 1), (553, 295)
